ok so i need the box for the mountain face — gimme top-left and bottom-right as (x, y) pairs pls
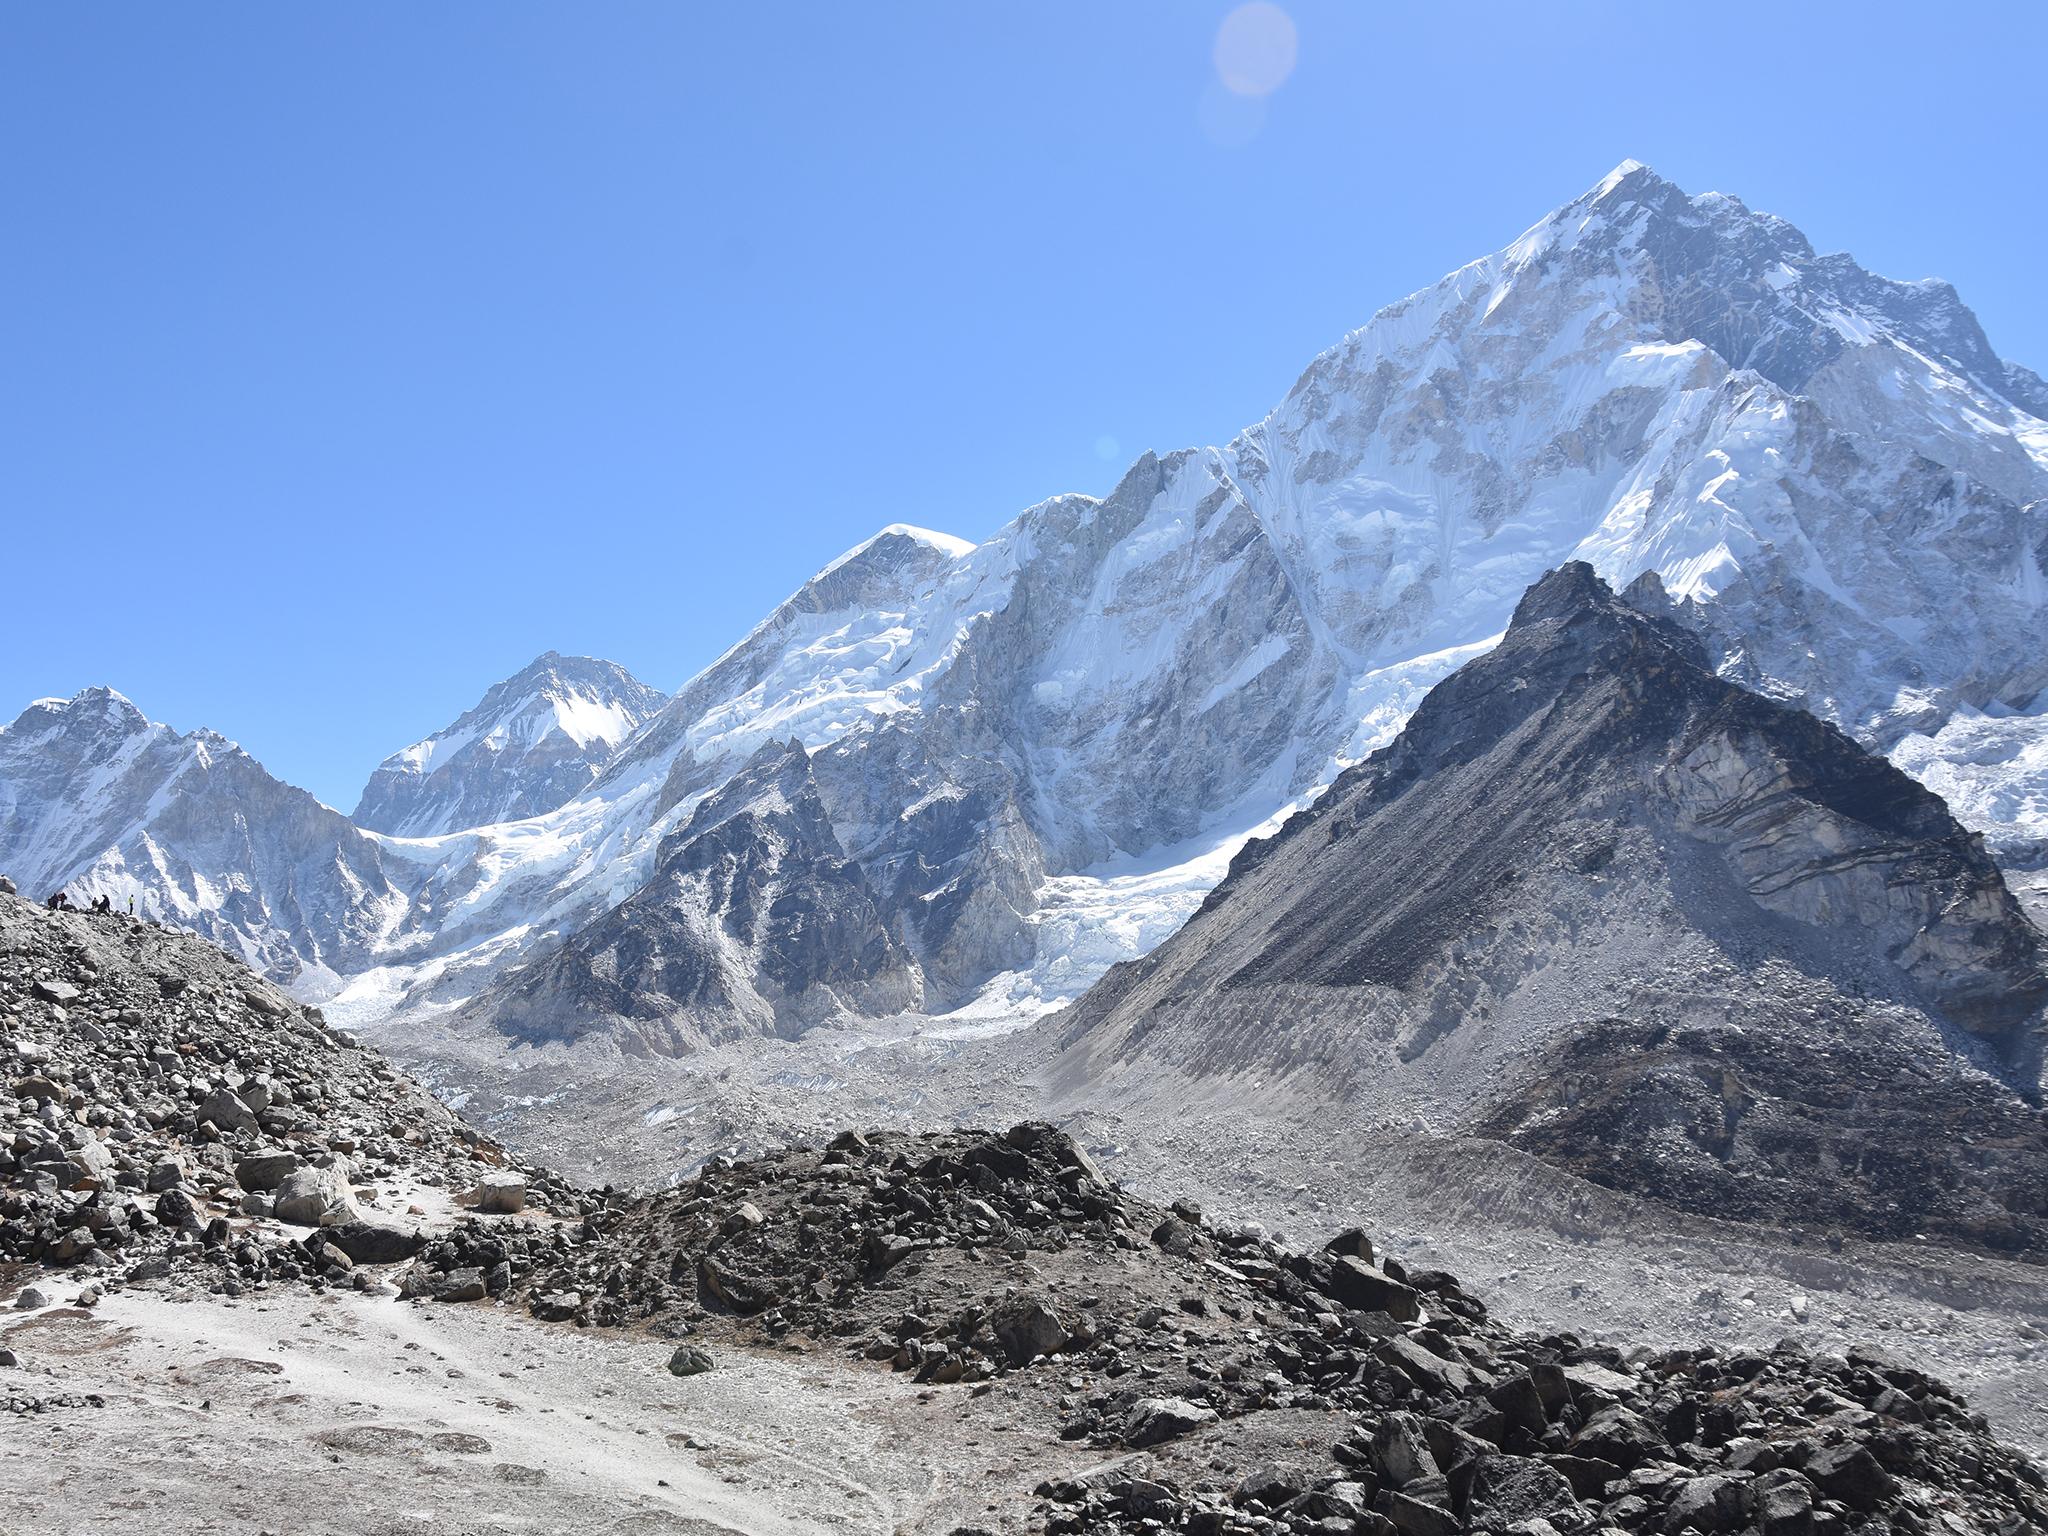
(352, 652), (666, 837)
(430, 162), (2045, 1045)
(2, 165), (2043, 1034)
(481, 738), (923, 1053)
(1049, 564), (2048, 1255)
(0, 689), (402, 992)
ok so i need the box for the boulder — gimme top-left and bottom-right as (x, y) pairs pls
(198, 1088), (260, 1136)
(1804, 1443), (1892, 1511)
(324, 1221), (424, 1265)
(990, 1295), (1068, 1366)
(13, 1286), (50, 1311)
(1328, 1255), (1423, 1321)
(1748, 1469), (1816, 1536)
(434, 1268), (487, 1303)
(1123, 1396), (1217, 1448)
(667, 1345), (715, 1377)
(1371, 1413), (1441, 1487)
(31, 978), (81, 1005)
(1666, 1473), (1748, 1532)
(1325, 1227), (1376, 1262)
(235, 1150), (303, 1192)
(1568, 1405), (1666, 1470)
(154, 1188), (199, 1229)
(273, 1163), (357, 1227)
(474, 1172), (526, 1215)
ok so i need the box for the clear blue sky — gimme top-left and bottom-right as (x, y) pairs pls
(4, 2), (2042, 810)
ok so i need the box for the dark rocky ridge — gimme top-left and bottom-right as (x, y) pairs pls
(476, 737), (925, 1052)
(363, 1123), (2048, 1536)
(0, 894), (581, 1298)
(1050, 564), (2048, 1258)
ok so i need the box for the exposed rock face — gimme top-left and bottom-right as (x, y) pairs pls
(479, 739), (923, 1051)
(1051, 564), (2048, 1255)
(352, 652), (666, 837)
(0, 690), (402, 994)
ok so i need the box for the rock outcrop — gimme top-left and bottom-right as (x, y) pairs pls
(477, 738), (924, 1051)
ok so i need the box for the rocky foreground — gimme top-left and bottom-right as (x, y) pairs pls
(5, 893), (2047, 1535)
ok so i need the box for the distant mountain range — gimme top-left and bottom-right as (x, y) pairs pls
(3, 162), (2043, 1036)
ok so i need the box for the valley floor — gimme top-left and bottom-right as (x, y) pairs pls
(368, 1004), (2048, 1461)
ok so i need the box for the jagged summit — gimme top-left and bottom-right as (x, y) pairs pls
(351, 651), (667, 838)
(1052, 563), (2048, 1254)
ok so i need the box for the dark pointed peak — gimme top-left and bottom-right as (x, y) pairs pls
(1620, 568), (1675, 614)
(1505, 561), (1618, 628)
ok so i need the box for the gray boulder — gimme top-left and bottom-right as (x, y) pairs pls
(272, 1163), (357, 1227)
(667, 1345), (715, 1377)
(198, 1088), (259, 1136)
(235, 1150), (302, 1192)
(1122, 1396), (1216, 1448)
(991, 1295), (1068, 1366)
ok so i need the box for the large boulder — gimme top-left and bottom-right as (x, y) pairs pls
(323, 1221), (424, 1265)
(1122, 1397), (1216, 1448)
(198, 1088), (260, 1136)
(272, 1163), (358, 1227)
(1327, 1255), (1423, 1320)
(990, 1295), (1068, 1366)
(473, 1173), (527, 1215)
(235, 1150), (302, 1192)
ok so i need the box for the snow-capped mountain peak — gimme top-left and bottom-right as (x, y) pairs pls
(352, 652), (668, 838)
(4, 165), (2043, 1031)
(0, 689), (401, 990)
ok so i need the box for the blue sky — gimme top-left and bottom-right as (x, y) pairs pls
(4, 2), (2042, 809)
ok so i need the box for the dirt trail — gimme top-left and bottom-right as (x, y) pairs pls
(2, 1284), (1080, 1535)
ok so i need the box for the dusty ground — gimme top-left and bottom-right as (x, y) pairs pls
(2, 1276), (1102, 1535)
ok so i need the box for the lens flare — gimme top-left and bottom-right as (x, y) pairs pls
(1213, 2), (1297, 98)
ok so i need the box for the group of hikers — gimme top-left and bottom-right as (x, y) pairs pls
(44, 890), (132, 917)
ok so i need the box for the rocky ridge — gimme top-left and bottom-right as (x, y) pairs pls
(1050, 563), (2048, 1258)
(0, 894), (579, 1306)
(339, 1121), (2048, 1536)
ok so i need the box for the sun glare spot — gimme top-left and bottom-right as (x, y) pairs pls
(1213, 2), (1298, 98)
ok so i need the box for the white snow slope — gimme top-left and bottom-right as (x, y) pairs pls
(5, 164), (2045, 1030)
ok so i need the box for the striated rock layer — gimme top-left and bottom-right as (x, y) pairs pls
(1051, 564), (2048, 1256)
